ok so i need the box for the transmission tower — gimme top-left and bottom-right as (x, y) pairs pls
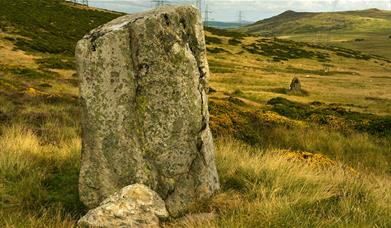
(73, 0), (88, 6)
(322, 0), (339, 73)
(152, 0), (166, 7)
(238, 10), (243, 26)
(204, 4), (212, 27)
(195, 0), (202, 11)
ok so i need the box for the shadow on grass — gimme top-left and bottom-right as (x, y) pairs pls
(269, 87), (310, 96)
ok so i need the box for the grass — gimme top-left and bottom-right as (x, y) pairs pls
(0, 0), (120, 55)
(243, 38), (331, 62)
(213, 139), (391, 227)
(36, 56), (75, 70)
(1, 127), (390, 227)
(206, 30), (391, 115)
(209, 98), (391, 174)
(205, 36), (223, 45)
(267, 97), (391, 136)
(0, 126), (83, 227)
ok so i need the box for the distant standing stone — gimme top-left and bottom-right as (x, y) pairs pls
(290, 77), (301, 92)
(76, 5), (219, 216)
(78, 184), (169, 228)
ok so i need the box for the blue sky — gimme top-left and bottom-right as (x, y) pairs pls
(85, 0), (391, 22)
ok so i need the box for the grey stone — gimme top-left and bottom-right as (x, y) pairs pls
(78, 184), (169, 227)
(76, 5), (219, 216)
(289, 77), (301, 92)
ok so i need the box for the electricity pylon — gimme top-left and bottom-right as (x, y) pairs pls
(73, 0), (88, 6)
(238, 10), (243, 26)
(152, 0), (167, 7)
(195, 0), (201, 11)
(204, 4), (211, 27)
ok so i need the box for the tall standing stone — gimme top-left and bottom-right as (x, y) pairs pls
(75, 6), (219, 216)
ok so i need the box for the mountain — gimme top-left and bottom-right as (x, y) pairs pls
(241, 9), (391, 35)
(204, 21), (252, 29)
(238, 9), (391, 58)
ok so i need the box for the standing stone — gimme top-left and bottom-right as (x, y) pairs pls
(76, 5), (219, 216)
(289, 77), (301, 92)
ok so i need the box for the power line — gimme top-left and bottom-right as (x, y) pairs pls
(152, 0), (194, 7)
(152, 0), (166, 7)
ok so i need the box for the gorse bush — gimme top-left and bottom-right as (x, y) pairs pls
(205, 36), (223, 45)
(268, 97), (391, 136)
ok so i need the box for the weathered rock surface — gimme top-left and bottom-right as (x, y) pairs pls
(78, 184), (169, 227)
(76, 5), (219, 216)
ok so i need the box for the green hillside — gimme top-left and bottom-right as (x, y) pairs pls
(239, 9), (391, 58)
(0, 0), (120, 55)
(1, 0), (391, 227)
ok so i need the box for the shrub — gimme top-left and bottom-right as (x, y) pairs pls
(36, 57), (75, 70)
(228, 38), (241, 45)
(205, 36), (222, 45)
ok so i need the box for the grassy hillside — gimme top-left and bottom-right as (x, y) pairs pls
(1, 0), (390, 227)
(0, 0), (120, 55)
(239, 9), (391, 58)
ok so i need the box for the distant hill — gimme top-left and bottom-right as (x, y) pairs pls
(238, 9), (391, 58)
(240, 9), (391, 35)
(204, 21), (252, 29)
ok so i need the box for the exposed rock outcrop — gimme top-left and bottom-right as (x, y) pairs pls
(78, 184), (169, 227)
(76, 5), (219, 216)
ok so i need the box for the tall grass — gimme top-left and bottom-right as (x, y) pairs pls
(1, 126), (390, 227)
(168, 138), (391, 227)
(0, 125), (82, 227)
(268, 126), (391, 174)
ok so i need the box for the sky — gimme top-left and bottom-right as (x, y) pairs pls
(85, 0), (391, 22)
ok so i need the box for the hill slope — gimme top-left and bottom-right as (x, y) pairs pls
(0, 0), (120, 55)
(239, 9), (391, 58)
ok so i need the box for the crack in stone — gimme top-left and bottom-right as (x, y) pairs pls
(188, 39), (208, 167)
